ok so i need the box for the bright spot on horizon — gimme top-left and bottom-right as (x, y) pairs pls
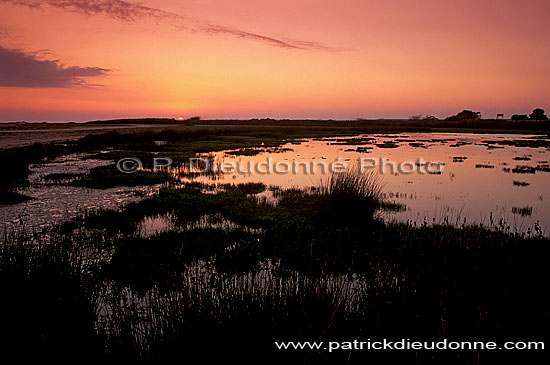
(178, 117), (184, 121)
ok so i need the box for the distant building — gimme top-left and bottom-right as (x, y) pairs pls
(496, 114), (504, 120)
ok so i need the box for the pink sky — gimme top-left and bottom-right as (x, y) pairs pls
(1, 0), (549, 121)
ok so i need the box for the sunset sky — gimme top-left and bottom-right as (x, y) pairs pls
(1, 0), (549, 122)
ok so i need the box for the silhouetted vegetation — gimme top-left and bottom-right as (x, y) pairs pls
(529, 108), (548, 121)
(445, 110), (481, 121)
(86, 118), (178, 125)
(0, 230), (105, 362)
(2, 119), (548, 193)
(423, 115), (439, 121)
(318, 169), (383, 223)
(0, 142), (69, 188)
(2, 120), (550, 363)
(511, 114), (529, 121)
(2, 179), (548, 363)
(185, 116), (202, 123)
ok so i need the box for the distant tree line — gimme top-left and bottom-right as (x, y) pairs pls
(511, 108), (548, 121)
(410, 108), (548, 122)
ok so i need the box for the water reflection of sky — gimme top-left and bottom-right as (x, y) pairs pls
(2, 133), (549, 235)
(1, 154), (160, 231)
(180, 133), (550, 234)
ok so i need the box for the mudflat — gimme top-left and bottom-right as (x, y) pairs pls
(0, 123), (186, 149)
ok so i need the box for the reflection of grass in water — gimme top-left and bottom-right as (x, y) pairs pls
(375, 142), (400, 148)
(512, 206), (533, 216)
(510, 164), (550, 174)
(226, 148), (262, 156)
(344, 146), (373, 153)
(3, 203), (549, 362)
(3, 174), (550, 362)
(225, 147), (294, 156)
(513, 180), (530, 187)
(483, 138), (550, 148)
(2, 121), (547, 191)
(449, 141), (472, 147)
(475, 164), (495, 169)
(79, 127), (419, 167)
(452, 156), (467, 163)
(409, 142), (427, 148)
(329, 137), (376, 145)
(512, 165), (536, 174)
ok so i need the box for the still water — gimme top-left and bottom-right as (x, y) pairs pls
(176, 132), (550, 234)
(2, 133), (549, 234)
(1, 153), (160, 230)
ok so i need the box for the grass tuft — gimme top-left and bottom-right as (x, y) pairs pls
(318, 168), (383, 222)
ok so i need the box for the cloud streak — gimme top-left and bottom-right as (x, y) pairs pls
(0, 45), (111, 87)
(0, 27), (9, 40)
(1, 0), (332, 50)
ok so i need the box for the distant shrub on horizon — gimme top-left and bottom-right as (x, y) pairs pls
(511, 114), (529, 121)
(445, 110), (481, 121)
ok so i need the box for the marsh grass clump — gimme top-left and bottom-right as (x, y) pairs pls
(222, 182), (266, 195)
(0, 228), (105, 362)
(318, 169), (383, 222)
(0, 142), (70, 189)
(226, 148), (262, 156)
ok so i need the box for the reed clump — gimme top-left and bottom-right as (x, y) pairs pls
(317, 169), (384, 222)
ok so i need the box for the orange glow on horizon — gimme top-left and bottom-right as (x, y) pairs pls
(1, 0), (549, 121)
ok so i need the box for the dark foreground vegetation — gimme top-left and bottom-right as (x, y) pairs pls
(1, 171), (548, 363)
(0, 142), (67, 204)
(1, 120), (549, 362)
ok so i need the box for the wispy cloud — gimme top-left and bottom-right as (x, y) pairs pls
(0, 45), (111, 87)
(1, 0), (332, 50)
(0, 27), (9, 39)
